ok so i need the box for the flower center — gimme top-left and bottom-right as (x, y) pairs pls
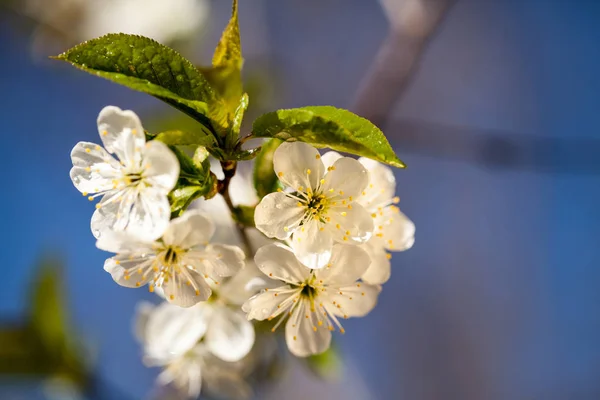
(305, 192), (329, 221)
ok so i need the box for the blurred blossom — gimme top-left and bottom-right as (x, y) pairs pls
(20, 0), (209, 54)
(136, 300), (254, 399)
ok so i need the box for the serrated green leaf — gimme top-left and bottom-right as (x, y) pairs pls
(252, 106), (405, 168)
(253, 138), (282, 198)
(154, 128), (216, 147)
(55, 34), (216, 127)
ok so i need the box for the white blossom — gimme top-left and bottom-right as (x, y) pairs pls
(243, 242), (381, 357)
(135, 301), (253, 399)
(254, 142), (374, 269)
(321, 152), (415, 284)
(70, 106), (179, 242)
(98, 210), (245, 307)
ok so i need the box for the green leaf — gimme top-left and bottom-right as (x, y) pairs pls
(31, 260), (68, 352)
(253, 138), (282, 198)
(168, 145), (217, 216)
(305, 345), (342, 381)
(55, 34), (216, 127)
(28, 257), (89, 388)
(169, 185), (209, 217)
(204, 0), (244, 136)
(154, 128), (216, 147)
(213, 0), (243, 69)
(252, 106), (405, 168)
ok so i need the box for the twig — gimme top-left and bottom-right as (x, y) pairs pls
(217, 161), (254, 256)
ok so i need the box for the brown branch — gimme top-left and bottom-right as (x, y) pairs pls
(217, 160), (253, 256)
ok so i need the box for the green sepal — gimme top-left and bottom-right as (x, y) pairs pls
(253, 138), (282, 198)
(252, 106), (405, 168)
(232, 205), (256, 227)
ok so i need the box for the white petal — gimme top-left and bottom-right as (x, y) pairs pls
(162, 269), (213, 307)
(285, 300), (331, 357)
(273, 141), (324, 191)
(97, 105), (146, 166)
(104, 255), (154, 288)
(93, 186), (171, 241)
(143, 302), (209, 364)
(381, 207), (415, 251)
(290, 220), (333, 269)
(206, 307), (255, 362)
(95, 229), (154, 253)
(326, 203), (374, 244)
(358, 157), (396, 210)
(220, 261), (278, 306)
(133, 301), (155, 343)
(163, 210), (215, 248)
(254, 192), (304, 240)
(254, 243), (311, 284)
(242, 286), (298, 321)
(199, 244), (245, 277)
(320, 151), (343, 169)
(315, 244), (371, 286)
(326, 283), (381, 318)
(322, 157), (369, 199)
(142, 141), (180, 192)
(70, 141), (122, 193)
(360, 243), (392, 285)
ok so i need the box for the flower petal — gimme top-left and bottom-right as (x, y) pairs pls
(273, 142), (324, 191)
(322, 157), (369, 199)
(326, 203), (373, 244)
(142, 140), (179, 192)
(200, 244), (245, 278)
(326, 283), (381, 318)
(163, 210), (215, 248)
(162, 269), (213, 307)
(242, 286), (298, 321)
(320, 151), (343, 169)
(290, 220), (333, 269)
(380, 207), (415, 251)
(358, 157), (396, 210)
(285, 300), (331, 357)
(70, 141), (122, 193)
(134, 301), (155, 343)
(254, 192), (304, 240)
(220, 261), (278, 306)
(143, 302), (209, 364)
(254, 242), (311, 283)
(104, 255), (154, 288)
(93, 187), (171, 241)
(360, 243), (392, 285)
(97, 105), (146, 166)
(315, 244), (371, 286)
(206, 306), (255, 362)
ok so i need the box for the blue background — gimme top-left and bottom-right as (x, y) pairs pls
(1, 0), (600, 399)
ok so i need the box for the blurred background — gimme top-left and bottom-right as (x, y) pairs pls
(1, 0), (600, 399)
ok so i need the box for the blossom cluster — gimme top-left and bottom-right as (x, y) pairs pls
(70, 106), (414, 398)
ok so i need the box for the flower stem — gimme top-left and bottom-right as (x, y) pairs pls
(217, 160), (253, 256)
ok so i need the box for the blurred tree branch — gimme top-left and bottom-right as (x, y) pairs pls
(352, 0), (456, 127)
